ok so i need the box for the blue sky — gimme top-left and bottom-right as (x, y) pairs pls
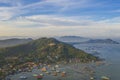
(0, 0), (120, 38)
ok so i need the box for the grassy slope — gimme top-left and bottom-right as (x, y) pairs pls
(0, 38), (98, 65)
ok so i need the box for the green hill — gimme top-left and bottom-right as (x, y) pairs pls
(0, 38), (98, 66)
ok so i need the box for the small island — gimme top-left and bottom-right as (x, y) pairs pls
(81, 39), (119, 44)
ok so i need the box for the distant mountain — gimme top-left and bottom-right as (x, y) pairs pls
(0, 38), (98, 66)
(81, 39), (119, 44)
(0, 38), (33, 48)
(113, 38), (120, 43)
(56, 36), (90, 43)
(60, 36), (86, 38)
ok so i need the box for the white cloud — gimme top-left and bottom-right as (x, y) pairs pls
(0, 15), (120, 38)
(98, 17), (120, 24)
(21, 0), (101, 13)
(0, 7), (16, 20)
(24, 15), (94, 26)
(0, 0), (105, 21)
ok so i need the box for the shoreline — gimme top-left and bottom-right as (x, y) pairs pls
(5, 61), (106, 80)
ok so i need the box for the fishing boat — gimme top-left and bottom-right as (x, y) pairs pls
(19, 76), (27, 80)
(40, 74), (44, 76)
(90, 77), (94, 80)
(45, 71), (50, 74)
(33, 74), (38, 77)
(56, 70), (60, 73)
(101, 76), (110, 80)
(61, 71), (66, 77)
(36, 75), (43, 80)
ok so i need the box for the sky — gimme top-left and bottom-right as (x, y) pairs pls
(0, 0), (120, 38)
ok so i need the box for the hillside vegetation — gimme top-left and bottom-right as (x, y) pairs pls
(0, 38), (98, 66)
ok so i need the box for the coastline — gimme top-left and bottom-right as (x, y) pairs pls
(6, 61), (106, 80)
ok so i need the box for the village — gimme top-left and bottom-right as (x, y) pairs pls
(0, 60), (110, 80)
(1, 61), (67, 80)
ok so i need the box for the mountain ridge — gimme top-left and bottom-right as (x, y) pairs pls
(56, 36), (89, 43)
(81, 38), (119, 44)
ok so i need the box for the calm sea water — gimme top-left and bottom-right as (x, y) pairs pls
(74, 43), (120, 80)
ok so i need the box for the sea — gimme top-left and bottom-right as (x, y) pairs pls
(74, 43), (120, 80)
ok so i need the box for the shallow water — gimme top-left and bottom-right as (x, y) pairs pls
(74, 43), (120, 80)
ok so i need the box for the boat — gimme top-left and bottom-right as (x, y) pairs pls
(55, 65), (59, 68)
(40, 74), (44, 76)
(33, 74), (38, 77)
(51, 67), (56, 71)
(101, 76), (110, 80)
(36, 75), (43, 80)
(56, 70), (60, 73)
(90, 77), (94, 80)
(52, 72), (57, 76)
(45, 71), (50, 74)
(61, 71), (66, 77)
(19, 76), (27, 79)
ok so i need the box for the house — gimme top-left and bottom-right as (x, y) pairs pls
(41, 67), (47, 72)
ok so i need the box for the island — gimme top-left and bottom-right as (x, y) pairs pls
(0, 38), (99, 79)
(82, 39), (119, 44)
